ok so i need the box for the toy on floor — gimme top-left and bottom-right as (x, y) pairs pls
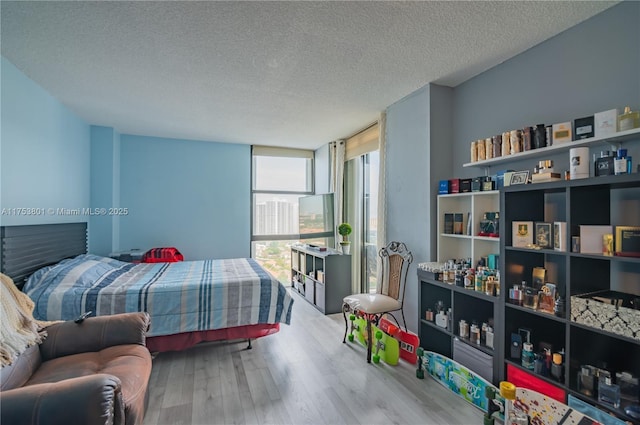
(484, 385), (505, 425)
(346, 314), (399, 365)
(494, 381), (605, 425)
(379, 316), (420, 364)
(416, 347), (425, 379)
(421, 350), (493, 411)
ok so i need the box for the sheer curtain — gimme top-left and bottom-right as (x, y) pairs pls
(329, 140), (345, 250)
(377, 112), (387, 252)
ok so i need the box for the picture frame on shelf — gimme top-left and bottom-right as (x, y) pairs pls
(510, 170), (530, 185)
(535, 222), (553, 249)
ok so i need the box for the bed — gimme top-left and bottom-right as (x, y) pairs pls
(0, 223), (294, 352)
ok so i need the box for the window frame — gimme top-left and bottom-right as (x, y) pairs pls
(250, 146), (315, 251)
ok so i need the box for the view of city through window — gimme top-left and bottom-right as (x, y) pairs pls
(251, 149), (379, 290)
(251, 152), (312, 285)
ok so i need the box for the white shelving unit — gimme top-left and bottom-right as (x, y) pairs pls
(463, 127), (640, 169)
(418, 189), (503, 384)
(437, 190), (500, 262)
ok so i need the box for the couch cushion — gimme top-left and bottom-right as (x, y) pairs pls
(27, 344), (151, 425)
(0, 344), (41, 391)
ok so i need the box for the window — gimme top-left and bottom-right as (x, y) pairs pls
(251, 146), (314, 284)
(343, 123), (380, 293)
(345, 151), (380, 293)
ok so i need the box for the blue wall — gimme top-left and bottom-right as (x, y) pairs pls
(1, 56), (252, 259)
(117, 135), (251, 260)
(89, 126), (121, 255)
(0, 57), (90, 226)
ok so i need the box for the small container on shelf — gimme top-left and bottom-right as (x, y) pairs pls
(521, 342), (535, 370)
(598, 376), (621, 408)
(618, 106), (640, 131)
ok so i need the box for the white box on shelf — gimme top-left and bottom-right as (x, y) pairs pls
(552, 122), (573, 144)
(579, 225), (613, 254)
(554, 222), (567, 251)
(512, 221), (534, 248)
(594, 109), (618, 137)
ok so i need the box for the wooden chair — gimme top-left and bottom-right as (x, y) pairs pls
(342, 241), (413, 363)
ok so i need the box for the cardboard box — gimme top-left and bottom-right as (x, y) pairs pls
(488, 254), (499, 270)
(513, 221), (534, 248)
(496, 170), (515, 189)
(552, 122), (572, 144)
(573, 116), (594, 140)
(579, 225), (613, 254)
(453, 213), (464, 235)
(444, 213), (454, 234)
(503, 172), (515, 187)
(460, 178), (472, 193)
(594, 109), (618, 138)
(531, 172), (562, 183)
(439, 180), (450, 194)
(615, 226), (640, 257)
(449, 178), (460, 194)
(471, 177), (483, 192)
(554, 222), (567, 251)
(534, 222), (553, 248)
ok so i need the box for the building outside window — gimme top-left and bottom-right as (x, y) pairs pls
(251, 146), (314, 284)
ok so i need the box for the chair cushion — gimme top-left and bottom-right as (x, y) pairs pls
(26, 344), (151, 425)
(343, 294), (402, 314)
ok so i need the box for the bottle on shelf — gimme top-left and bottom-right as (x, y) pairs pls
(521, 342), (535, 370)
(614, 148), (628, 175)
(598, 376), (621, 408)
(551, 351), (564, 382)
(464, 268), (475, 290)
(618, 106), (640, 131)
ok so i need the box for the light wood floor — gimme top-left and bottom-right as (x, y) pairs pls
(143, 288), (481, 425)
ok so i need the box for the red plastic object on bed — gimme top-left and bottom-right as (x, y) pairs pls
(142, 247), (184, 263)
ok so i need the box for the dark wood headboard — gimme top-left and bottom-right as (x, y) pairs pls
(0, 222), (87, 287)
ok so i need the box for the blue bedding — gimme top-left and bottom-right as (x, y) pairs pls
(23, 254), (293, 337)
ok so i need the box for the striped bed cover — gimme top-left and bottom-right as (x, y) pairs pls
(23, 254), (293, 337)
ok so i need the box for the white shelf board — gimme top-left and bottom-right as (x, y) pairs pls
(463, 127), (640, 168)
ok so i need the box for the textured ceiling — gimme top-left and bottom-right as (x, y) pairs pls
(1, 1), (617, 150)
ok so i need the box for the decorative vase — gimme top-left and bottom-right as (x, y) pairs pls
(340, 243), (351, 255)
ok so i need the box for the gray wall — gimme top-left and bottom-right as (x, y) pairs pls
(385, 84), (454, 333)
(452, 2), (640, 178)
(385, 1), (639, 334)
(385, 87), (430, 332)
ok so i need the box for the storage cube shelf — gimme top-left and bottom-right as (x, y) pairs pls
(500, 173), (640, 422)
(290, 245), (351, 315)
